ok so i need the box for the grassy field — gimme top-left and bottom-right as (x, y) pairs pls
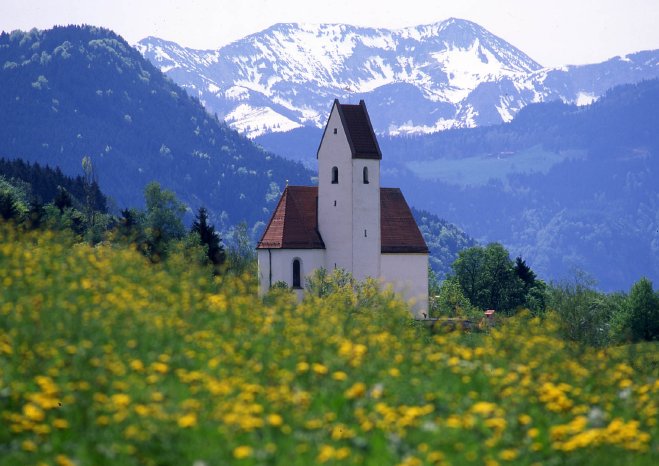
(406, 146), (587, 187)
(1, 224), (657, 465)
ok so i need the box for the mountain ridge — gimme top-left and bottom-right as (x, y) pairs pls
(137, 18), (659, 138)
(136, 18), (542, 136)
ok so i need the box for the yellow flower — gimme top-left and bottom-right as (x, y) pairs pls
(499, 449), (518, 461)
(55, 455), (76, 466)
(53, 418), (69, 429)
(427, 451), (444, 463)
(178, 413), (197, 428)
(332, 371), (348, 381)
(345, 382), (367, 399)
(305, 418), (323, 430)
(23, 403), (45, 422)
(619, 378), (633, 389)
(471, 401), (497, 416)
(312, 363), (329, 375)
(111, 393), (131, 408)
(267, 413), (283, 426)
(335, 447), (351, 460)
(317, 444), (336, 463)
(129, 359), (144, 371)
(21, 439), (37, 452)
(233, 445), (253, 459)
(151, 361), (169, 374)
(134, 404), (150, 416)
(484, 417), (507, 431)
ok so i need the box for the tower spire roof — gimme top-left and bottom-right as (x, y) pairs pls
(317, 99), (382, 160)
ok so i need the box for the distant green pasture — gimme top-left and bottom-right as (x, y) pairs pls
(406, 146), (587, 187)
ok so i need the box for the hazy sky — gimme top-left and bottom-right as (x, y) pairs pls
(1, 0), (658, 67)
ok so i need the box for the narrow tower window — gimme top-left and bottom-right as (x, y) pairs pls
(363, 166), (369, 184)
(331, 166), (338, 184)
(292, 259), (301, 288)
(333, 128), (337, 134)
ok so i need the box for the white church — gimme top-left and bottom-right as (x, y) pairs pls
(256, 100), (429, 317)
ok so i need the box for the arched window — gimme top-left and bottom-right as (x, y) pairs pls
(331, 166), (338, 184)
(363, 166), (369, 184)
(292, 259), (301, 288)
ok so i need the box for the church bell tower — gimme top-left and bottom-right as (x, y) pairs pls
(317, 100), (382, 280)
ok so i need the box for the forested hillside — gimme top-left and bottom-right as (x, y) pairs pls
(412, 207), (476, 278)
(0, 26), (312, 231)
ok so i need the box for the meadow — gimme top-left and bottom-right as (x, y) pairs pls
(405, 146), (586, 187)
(0, 224), (657, 465)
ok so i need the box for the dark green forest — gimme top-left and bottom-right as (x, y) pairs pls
(0, 157), (107, 212)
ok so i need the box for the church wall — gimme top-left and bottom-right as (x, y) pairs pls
(257, 249), (325, 300)
(352, 158), (380, 280)
(380, 253), (429, 318)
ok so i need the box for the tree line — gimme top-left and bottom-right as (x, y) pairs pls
(0, 157), (255, 274)
(432, 243), (659, 345)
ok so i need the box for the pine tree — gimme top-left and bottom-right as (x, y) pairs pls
(514, 256), (536, 289)
(54, 186), (73, 212)
(191, 207), (226, 266)
(0, 191), (19, 220)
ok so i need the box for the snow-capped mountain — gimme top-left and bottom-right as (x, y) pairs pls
(136, 18), (659, 137)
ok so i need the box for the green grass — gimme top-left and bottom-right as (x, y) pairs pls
(0, 224), (657, 465)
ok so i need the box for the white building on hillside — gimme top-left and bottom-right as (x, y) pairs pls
(256, 100), (429, 317)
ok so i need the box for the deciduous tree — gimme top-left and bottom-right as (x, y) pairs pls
(627, 277), (659, 341)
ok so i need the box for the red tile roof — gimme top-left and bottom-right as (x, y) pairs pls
(257, 186), (325, 249)
(380, 188), (429, 254)
(257, 186), (428, 254)
(317, 99), (382, 160)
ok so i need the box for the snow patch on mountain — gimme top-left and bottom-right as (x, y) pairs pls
(575, 92), (598, 106)
(225, 86), (250, 100)
(226, 104), (302, 138)
(388, 118), (460, 136)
